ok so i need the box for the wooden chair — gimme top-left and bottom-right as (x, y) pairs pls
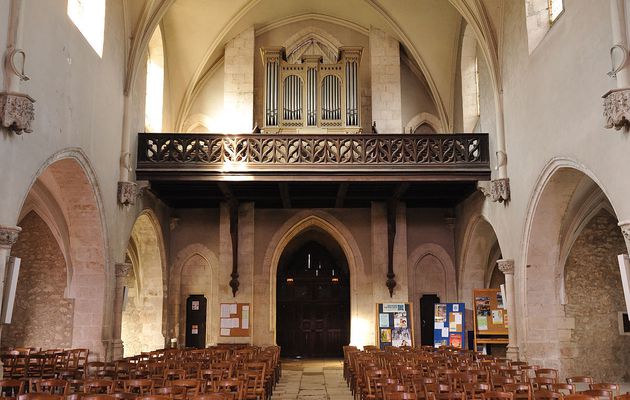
(482, 392), (514, 400)
(463, 383), (490, 400)
(83, 380), (114, 394)
(0, 379), (25, 399)
(82, 395), (117, 400)
(564, 395), (596, 400)
(534, 370), (558, 384)
(124, 380), (154, 395)
(502, 383), (531, 400)
(550, 384), (576, 396)
(136, 396), (170, 400)
(213, 379), (243, 400)
(385, 393), (417, 400)
(533, 391), (563, 400)
(111, 393), (138, 400)
(168, 380), (200, 400)
(615, 395), (630, 400)
(84, 363), (107, 380)
(35, 379), (69, 395)
(190, 395), (231, 400)
(490, 377), (514, 392)
(17, 395), (63, 400)
(580, 389), (613, 400)
(152, 386), (186, 400)
(531, 378), (554, 391)
(590, 384), (620, 396)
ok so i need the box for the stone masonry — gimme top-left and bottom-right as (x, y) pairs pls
(369, 27), (402, 133)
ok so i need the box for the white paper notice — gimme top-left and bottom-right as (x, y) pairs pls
(242, 318), (249, 329)
(220, 328), (230, 336)
(441, 327), (449, 337)
(229, 304), (237, 314)
(242, 308), (250, 329)
(435, 322), (444, 330)
(221, 304), (231, 318)
(454, 313), (462, 324)
(231, 318), (239, 328)
(220, 318), (231, 328)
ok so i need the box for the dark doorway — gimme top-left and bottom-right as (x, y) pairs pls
(185, 295), (207, 348)
(420, 294), (440, 346)
(276, 233), (350, 358)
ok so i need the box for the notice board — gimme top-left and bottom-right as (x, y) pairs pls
(433, 302), (466, 349)
(473, 288), (508, 349)
(219, 303), (250, 337)
(376, 303), (414, 350)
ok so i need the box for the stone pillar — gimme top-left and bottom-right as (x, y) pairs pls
(0, 225), (21, 378)
(370, 27), (402, 133)
(497, 259), (519, 360)
(224, 27), (254, 133)
(112, 262), (132, 360)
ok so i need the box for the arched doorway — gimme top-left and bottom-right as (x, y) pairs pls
(276, 229), (350, 357)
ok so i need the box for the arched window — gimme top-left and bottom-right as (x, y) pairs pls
(67, 0), (106, 57)
(525, 0), (564, 53)
(461, 24), (479, 132)
(145, 26), (164, 132)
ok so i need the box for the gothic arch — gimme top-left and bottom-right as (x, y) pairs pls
(17, 148), (109, 356)
(521, 157), (622, 372)
(171, 243), (219, 346)
(262, 210), (364, 344)
(405, 112), (444, 133)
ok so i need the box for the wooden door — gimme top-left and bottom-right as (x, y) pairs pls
(420, 294), (440, 346)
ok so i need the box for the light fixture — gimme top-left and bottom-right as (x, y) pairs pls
(286, 277), (294, 283)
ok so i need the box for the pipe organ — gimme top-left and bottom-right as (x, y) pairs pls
(261, 46), (362, 132)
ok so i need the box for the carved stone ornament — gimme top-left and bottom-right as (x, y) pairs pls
(0, 225), (21, 249)
(0, 92), (35, 134)
(117, 181), (139, 206)
(115, 263), (132, 278)
(603, 88), (630, 130)
(497, 259), (515, 275)
(478, 178), (510, 203)
(619, 221), (630, 251)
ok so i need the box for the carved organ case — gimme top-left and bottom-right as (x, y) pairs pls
(261, 46), (362, 133)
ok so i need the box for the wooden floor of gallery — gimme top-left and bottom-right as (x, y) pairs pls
(271, 359), (352, 400)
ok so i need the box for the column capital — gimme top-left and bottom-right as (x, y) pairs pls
(115, 262), (133, 278)
(0, 225), (21, 249)
(497, 259), (515, 275)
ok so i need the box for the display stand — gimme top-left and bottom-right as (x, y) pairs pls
(376, 303), (414, 349)
(219, 303), (251, 337)
(433, 302), (466, 349)
(472, 289), (508, 352)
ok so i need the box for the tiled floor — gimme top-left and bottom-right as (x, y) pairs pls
(271, 358), (353, 400)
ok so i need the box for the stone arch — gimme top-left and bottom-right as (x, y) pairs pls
(405, 112), (444, 133)
(522, 157), (623, 373)
(16, 149), (109, 357)
(262, 210), (365, 346)
(171, 243), (219, 347)
(458, 215), (502, 309)
(122, 210), (166, 356)
(282, 27), (344, 64)
(407, 243), (456, 345)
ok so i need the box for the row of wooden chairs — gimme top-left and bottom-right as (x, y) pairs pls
(343, 345), (628, 400)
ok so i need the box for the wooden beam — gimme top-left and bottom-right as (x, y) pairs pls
(335, 183), (349, 208)
(279, 183), (291, 208)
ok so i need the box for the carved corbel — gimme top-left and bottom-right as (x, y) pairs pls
(603, 88), (630, 130)
(619, 221), (630, 252)
(115, 262), (133, 279)
(0, 92), (34, 134)
(497, 259), (515, 275)
(117, 181), (140, 206)
(478, 178), (510, 203)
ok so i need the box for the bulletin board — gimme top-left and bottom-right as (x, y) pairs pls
(433, 303), (466, 349)
(376, 303), (414, 350)
(473, 288), (508, 349)
(219, 303), (250, 337)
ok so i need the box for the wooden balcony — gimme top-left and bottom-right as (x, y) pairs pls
(136, 133), (490, 208)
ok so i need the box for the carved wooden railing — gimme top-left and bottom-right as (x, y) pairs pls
(137, 133), (489, 176)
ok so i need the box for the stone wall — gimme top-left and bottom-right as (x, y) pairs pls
(370, 27), (402, 133)
(224, 27), (254, 133)
(3, 211), (73, 349)
(564, 210), (630, 382)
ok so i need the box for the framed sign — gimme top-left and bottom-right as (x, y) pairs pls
(376, 303), (414, 349)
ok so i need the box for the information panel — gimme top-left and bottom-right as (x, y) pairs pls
(473, 288), (508, 350)
(433, 302), (466, 349)
(376, 303), (414, 350)
(219, 303), (250, 337)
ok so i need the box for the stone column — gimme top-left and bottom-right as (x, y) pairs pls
(0, 225), (21, 378)
(112, 262), (132, 360)
(224, 27), (254, 133)
(497, 259), (519, 360)
(370, 27), (402, 133)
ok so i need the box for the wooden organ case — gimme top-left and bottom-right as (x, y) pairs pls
(261, 46), (363, 133)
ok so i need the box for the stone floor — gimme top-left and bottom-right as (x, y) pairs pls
(270, 358), (353, 400)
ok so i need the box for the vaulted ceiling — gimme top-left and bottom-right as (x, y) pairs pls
(123, 0), (503, 132)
